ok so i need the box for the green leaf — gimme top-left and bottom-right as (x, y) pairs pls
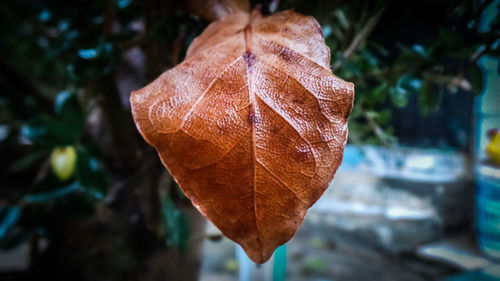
(162, 198), (190, 251)
(20, 123), (50, 146)
(9, 149), (49, 173)
(389, 74), (422, 108)
(38, 10), (51, 22)
(116, 0), (132, 9)
(367, 82), (389, 106)
(78, 49), (98, 60)
(412, 44), (430, 59)
(375, 109), (391, 125)
(55, 90), (84, 128)
(389, 85), (409, 108)
(399, 74), (422, 92)
(20, 115), (82, 146)
(0, 206), (21, 241)
(24, 182), (82, 203)
(75, 148), (107, 200)
(419, 80), (442, 115)
(54, 90), (73, 114)
(397, 45), (432, 66)
(337, 58), (362, 79)
(68, 40), (120, 85)
(360, 48), (379, 68)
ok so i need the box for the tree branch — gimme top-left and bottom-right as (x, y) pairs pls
(88, 74), (141, 169)
(333, 6), (386, 71)
(363, 111), (394, 146)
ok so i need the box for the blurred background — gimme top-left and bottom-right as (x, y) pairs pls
(0, 0), (499, 280)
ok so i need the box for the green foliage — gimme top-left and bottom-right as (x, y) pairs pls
(310, 0), (499, 144)
(0, 0), (111, 249)
(0, 1), (210, 277)
(0, 87), (109, 245)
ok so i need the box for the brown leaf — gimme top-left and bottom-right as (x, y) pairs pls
(131, 8), (354, 263)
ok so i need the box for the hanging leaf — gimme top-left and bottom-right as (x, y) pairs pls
(130, 8), (354, 263)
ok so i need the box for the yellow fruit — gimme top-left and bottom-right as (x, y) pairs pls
(487, 133), (500, 166)
(50, 146), (77, 181)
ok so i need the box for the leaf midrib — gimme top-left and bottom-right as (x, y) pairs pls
(243, 17), (265, 262)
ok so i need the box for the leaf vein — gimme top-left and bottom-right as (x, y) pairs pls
(179, 56), (243, 129)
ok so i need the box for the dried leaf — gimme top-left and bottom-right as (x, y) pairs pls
(131, 9), (354, 263)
